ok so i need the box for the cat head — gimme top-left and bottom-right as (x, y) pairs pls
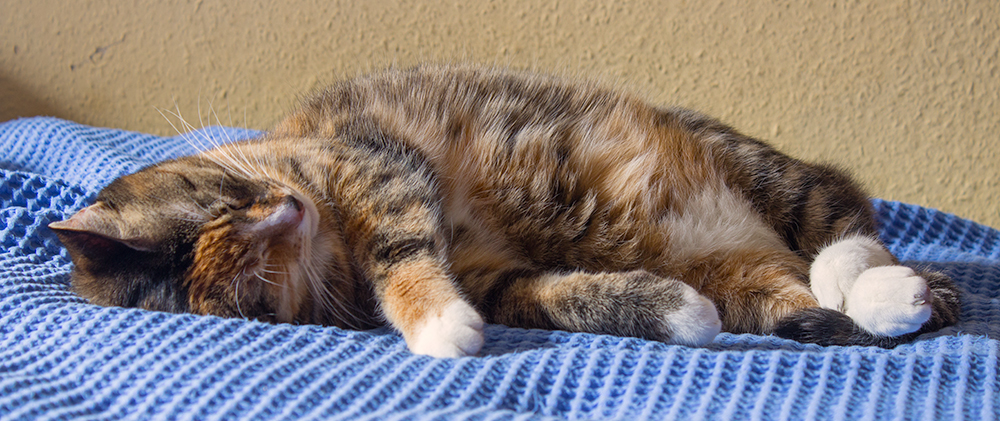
(49, 154), (340, 325)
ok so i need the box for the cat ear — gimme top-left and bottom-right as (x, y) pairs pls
(49, 203), (157, 255)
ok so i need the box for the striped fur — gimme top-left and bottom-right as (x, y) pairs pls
(50, 64), (960, 356)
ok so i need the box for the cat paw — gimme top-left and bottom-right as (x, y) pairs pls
(407, 300), (485, 358)
(663, 286), (721, 346)
(809, 235), (896, 311)
(845, 265), (932, 337)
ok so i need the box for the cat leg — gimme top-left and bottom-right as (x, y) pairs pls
(680, 247), (913, 347)
(325, 122), (486, 358)
(478, 269), (721, 346)
(779, 235), (962, 346)
(686, 248), (820, 335)
(809, 235), (895, 311)
(376, 257), (485, 358)
(809, 235), (932, 336)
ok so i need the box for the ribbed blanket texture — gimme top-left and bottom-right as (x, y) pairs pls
(1, 117), (997, 420)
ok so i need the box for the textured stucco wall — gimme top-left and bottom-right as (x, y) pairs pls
(3, 0), (998, 227)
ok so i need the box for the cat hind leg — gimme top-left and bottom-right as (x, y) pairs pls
(845, 265), (932, 337)
(481, 270), (721, 346)
(780, 235), (961, 346)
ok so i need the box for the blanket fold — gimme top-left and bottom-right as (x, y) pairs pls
(1, 117), (997, 420)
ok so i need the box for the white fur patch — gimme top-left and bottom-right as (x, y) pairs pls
(810, 235), (932, 336)
(845, 266), (932, 336)
(407, 299), (485, 358)
(809, 235), (896, 311)
(663, 285), (721, 346)
(662, 186), (786, 261)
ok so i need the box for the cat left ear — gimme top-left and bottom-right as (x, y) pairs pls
(49, 203), (157, 252)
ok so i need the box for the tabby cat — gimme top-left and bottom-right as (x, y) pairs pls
(49, 64), (960, 357)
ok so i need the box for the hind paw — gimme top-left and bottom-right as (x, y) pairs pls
(809, 235), (896, 311)
(662, 286), (721, 346)
(845, 265), (932, 337)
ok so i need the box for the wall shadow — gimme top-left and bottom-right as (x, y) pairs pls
(0, 73), (65, 122)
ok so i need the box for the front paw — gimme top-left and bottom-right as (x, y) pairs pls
(845, 265), (932, 337)
(406, 300), (485, 358)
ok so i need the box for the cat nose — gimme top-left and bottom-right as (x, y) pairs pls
(285, 195), (303, 212)
(252, 195), (305, 235)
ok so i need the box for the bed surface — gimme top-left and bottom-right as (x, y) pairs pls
(1, 117), (997, 420)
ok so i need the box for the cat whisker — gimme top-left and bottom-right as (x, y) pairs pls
(205, 97), (246, 149)
(300, 263), (343, 321)
(299, 249), (363, 330)
(159, 101), (264, 182)
(235, 145), (266, 178)
(212, 143), (260, 180)
(160, 114), (254, 186)
(166, 104), (221, 152)
(232, 269), (247, 319)
(157, 107), (214, 154)
(210, 97), (239, 146)
(197, 95), (209, 136)
(196, 94), (230, 150)
(253, 271), (279, 286)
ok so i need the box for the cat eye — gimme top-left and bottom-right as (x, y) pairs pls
(225, 201), (252, 211)
(209, 200), (252, 215)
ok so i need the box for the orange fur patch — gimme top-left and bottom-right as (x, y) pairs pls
(380, 258), (464, 334)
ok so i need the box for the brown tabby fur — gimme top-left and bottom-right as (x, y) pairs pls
(50, 64), (960, 350)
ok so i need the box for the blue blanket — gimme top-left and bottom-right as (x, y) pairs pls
(1, 117), (997, 420)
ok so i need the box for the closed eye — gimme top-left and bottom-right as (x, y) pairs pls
(227, 200), (252, 211)
(207, 199), (253, 216)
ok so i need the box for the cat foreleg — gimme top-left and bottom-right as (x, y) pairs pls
(376, 259), (485, 358)
(406, 297), (485, 358)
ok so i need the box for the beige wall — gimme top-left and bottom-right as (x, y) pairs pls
(3, 0), (998, 228)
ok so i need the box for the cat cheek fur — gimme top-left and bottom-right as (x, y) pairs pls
(184, 190), (315, 322)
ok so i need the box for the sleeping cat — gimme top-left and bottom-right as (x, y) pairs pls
(49, 64), (960, 357)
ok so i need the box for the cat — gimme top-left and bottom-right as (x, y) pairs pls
(49, 64), (960, 357)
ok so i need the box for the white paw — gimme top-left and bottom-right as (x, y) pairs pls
(845, 265), (932, 337)
(664, 286), (721, 346)
(407, 300), (485, 358)
(810, 235), (896, 310)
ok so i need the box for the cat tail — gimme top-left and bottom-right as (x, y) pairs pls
(773, 270), (961, 348)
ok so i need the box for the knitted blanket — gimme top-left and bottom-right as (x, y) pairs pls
(1, 117), (997, 420)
